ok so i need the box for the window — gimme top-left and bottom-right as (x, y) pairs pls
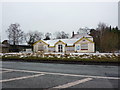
(58, 45), (63, 52)
(81, 44), (88, 50)
(38, 45), (44, 51)
(49, 47), (55, 52)
(67, 47), (74, 51)
(76, 45), (80, 50)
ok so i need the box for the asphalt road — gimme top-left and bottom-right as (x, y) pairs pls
(1, 61), (120, 89)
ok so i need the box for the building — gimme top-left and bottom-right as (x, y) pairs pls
(0, 44), (9, 53)
(9, 44), (32, 52)
(33, 31), (95, 53)
(1, 40), (32, 53)
(0, 40), (10, 53)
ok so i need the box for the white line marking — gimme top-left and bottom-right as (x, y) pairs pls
(1, 74), (44, 83)
(2, 68), (120, 80)
(53, 78), (92, 88)
(0, 70), (13, 73)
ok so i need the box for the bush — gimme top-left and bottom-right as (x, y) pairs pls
(1, 53), (120, 63)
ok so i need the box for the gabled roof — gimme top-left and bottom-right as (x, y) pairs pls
(54, 40), (66, 46)
(44, 39), (79, 46)
(74, 37), (94, 44)
(60, 39), (78, 46)
(33, 40), (49, 46)
(33, 37), (94, 46)
(44, 39), (59, 46)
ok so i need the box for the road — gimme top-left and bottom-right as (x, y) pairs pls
(1, 61), (120, 89)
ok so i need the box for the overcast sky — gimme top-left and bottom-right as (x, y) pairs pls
(1, 1), (118, 41)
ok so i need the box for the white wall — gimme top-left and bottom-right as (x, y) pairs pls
(34, 44), (38, 52)
(88, 43), (95, 52)
(44, 45), (48, 52)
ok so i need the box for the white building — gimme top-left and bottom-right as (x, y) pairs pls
(33, 32), (95, 53)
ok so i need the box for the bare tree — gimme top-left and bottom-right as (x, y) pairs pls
(24, 31), (43, 45)
(44, 32), (51, 40)
(6, 23), (24, 45)
(97, 22), (107, 31)
(77, 27), (90, 34)
(55, 31), (69, 39)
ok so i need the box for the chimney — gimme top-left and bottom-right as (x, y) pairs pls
(72, 31), (74, 37)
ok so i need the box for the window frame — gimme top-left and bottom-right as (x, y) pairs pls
(38, 45), (44, 51)
(76, 45), (80, 50)
(58, 44), (63, 52)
